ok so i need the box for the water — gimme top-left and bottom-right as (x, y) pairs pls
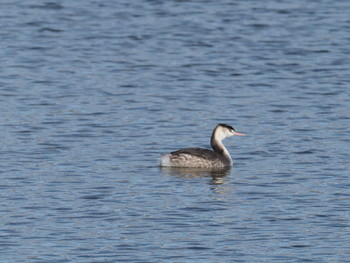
(1, 0), (350, 262)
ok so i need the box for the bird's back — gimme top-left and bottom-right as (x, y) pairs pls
(160, 148), (230, 168)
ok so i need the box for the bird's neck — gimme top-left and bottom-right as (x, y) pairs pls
(211, 132), (230, 156)
(210, 126), (233, 166)
(211, 137), (232, 166)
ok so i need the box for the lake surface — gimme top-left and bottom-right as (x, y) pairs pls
(1, 0), (350, 262)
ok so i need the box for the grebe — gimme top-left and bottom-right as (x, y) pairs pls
(159, 124), (244, 168)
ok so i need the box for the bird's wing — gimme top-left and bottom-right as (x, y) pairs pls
(170, 148), (220, 160)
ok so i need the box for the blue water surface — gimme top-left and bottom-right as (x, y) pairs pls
(1, 0), (350, 262)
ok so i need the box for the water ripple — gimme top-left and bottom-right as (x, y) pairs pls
(1, 0), (350, 262)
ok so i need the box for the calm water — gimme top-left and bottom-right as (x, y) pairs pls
(1, 0), (350, 262)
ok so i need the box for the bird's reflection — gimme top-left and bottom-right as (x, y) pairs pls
(160, 167), (230, 185)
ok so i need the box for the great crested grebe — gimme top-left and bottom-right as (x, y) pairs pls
(159, 123), (244, 168)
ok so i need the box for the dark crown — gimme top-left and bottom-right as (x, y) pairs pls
(218, 123), (235, 131)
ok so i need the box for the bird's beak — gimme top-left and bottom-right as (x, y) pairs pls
(233, 131), (245, 136)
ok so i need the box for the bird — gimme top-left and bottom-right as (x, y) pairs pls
(159, 123), (244, 168)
